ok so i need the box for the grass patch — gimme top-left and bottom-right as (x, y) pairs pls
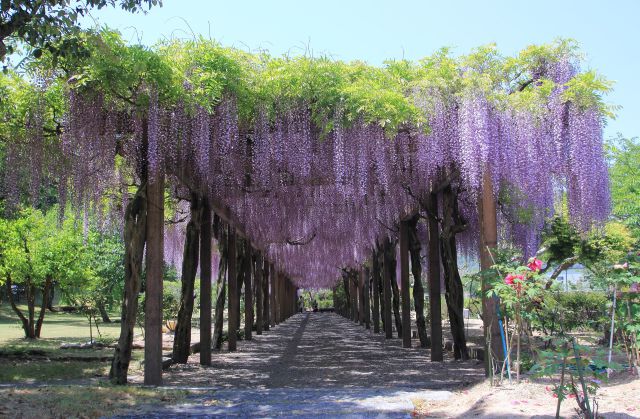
(0, 359), (109, 383)
(0, 304), (148, 384)
(0, 384), (190, 418)
(0, 303), (126, 344)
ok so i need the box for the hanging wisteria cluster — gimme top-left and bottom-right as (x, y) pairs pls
(2, 38), (612, 289)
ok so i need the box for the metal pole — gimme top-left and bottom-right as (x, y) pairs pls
(607, 285), (617, 374)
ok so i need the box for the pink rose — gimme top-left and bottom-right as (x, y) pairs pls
(527, 258), (543, 272)
(504, 274), (524, 288)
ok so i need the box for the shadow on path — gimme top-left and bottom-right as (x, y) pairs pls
(119, 312), (485, 417)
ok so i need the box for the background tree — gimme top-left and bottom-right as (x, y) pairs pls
(0, 207), (90, 338)
(608, 135), (640, 238)
(0, 0), (160, 64)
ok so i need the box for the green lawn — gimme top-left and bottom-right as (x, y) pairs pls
(0, 303), (124, 343)
(0, 303), (145, 383)
(0, 385), (189, 418)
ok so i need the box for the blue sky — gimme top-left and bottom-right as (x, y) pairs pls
(83, 0), (639, 140)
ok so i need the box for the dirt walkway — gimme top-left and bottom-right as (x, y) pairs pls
(131, 312), (485, 389)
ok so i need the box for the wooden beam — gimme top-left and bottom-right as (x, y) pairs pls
(383, 245), (393, 339)
(244, 241), (253, 340)
(372, 251), (381, 334)
(479, 169), (502, 375)
(400, 220), (412, 348)
(363, 267), (371, 330)
(270, 263), (276, 327)
(227, 226), (238, 351)
(255, 252), (263, 335)
(199, 200), (212, 365)
(428, 193), (443, 362)
(144, 173), (164, 385)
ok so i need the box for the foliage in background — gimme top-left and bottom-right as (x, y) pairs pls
(0, 0), (160, 64)
(608, 135), (640, 239)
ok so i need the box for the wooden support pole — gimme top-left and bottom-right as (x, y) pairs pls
(275, 271), (281, 324)
(270, 264), (276, 327)
(372, 251), (381, 333)
(144, 173), (164, 385)
(227, 226), (238, 351)
(383, 247), (393, 339)
(264, 260), (270, 330)
(199, 200), (212, 366)
(358, 271), (365, 325)
(400, 220), (412, 348)
(428, 193), (443, 361)
(244, 241), (253, 340)
(351, 274), (357, 322)
(364, 267), (371, 330)
(255, 252), (263, 335)
(479, 169), (502, 374)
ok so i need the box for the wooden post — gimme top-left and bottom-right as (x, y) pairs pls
(351, 274), (357, 322)
(270, 264), (276, 327)
(479, 169), (502, 374)
(255, 252), (263, 335)
(144, 172), (164, 385)
(275, 271), (281, 324)
(428, 193), (443, 361)
(372, 251), (381, 333)
(199, 200), (212, 366)
(227, 226), (238, 351)
(358, 271), (364, 325)
(383, 246), (393, 339)
(244, 241), (253, 340)
(263, 259), (270, 330)
(400, 220), (412, 348)
(364, 267), (371, 329)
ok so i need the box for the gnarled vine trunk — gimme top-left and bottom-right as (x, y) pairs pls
(213, 223), (228, 350)
(408, 215), (429, 348)
(172, 195), (202, 363)
(384, 240), (402, 338)
(440, 185), (469, 360)
(110, 182), (147, 384)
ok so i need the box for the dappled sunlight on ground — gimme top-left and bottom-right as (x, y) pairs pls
(133, 312), (485, 389)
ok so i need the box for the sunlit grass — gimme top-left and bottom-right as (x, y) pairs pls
(0, 385), (189, 418)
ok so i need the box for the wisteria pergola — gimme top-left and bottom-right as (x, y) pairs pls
(4, 32), (611, 385)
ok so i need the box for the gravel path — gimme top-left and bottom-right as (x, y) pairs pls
(119, 312), (484, 417)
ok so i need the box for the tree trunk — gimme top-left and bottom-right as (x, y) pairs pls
(27, 282), (35, 338)
(408, 215), (429, 348)
(97, 302), (112, 323)
(47, 284), (56, 312)
(213, 225), (228, 350)
(35, 276), (52, 338)
(441, 185), (469, 360)
(6, 274), (32, 338)
(172, 195), (202, 363)
(110, 181), (147, 384)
